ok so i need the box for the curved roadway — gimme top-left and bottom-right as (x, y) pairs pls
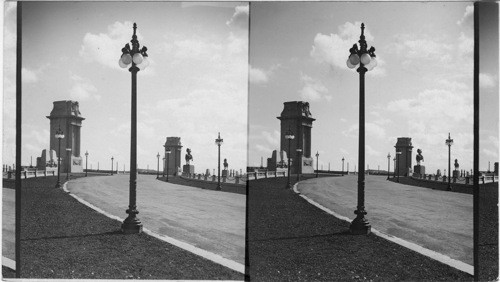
(298, 174), (472, 265)
(66, 174), (245, 265)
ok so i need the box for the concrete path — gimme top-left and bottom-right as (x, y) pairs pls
(297, 175), (472, 265)
(2, 188), (15, 262)
(66, 174), (245, 265)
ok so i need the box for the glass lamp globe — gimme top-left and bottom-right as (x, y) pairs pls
(360, 53), (371, 65)
(132, 53), (144, 64)
(119, 58), (128, 68)
(121, 53), (132, 65)
(346, 58), (356, 69)
(349, 54), (360, 65)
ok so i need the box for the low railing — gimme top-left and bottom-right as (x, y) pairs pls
(181, 172), (247, 185)
(412, 174), (498, 185)
(6, 170), (56, 179)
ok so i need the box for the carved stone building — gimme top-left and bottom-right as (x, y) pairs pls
(164, 137), (182, 176)
(394, 137), (413, 176)
(46, 100), (85, 173)
(277, 101), (315, 174)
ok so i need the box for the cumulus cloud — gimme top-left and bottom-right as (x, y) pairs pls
(480, 73), (497, 89)
(299, 73), (331, 101)
(22, 68), (39, 83)
(249, 64), (280, 84)
(342, 123), (386, 139)
(457, 5), (474, 27)
(69, 74), (101, 101)
(226, 5), (249, 29)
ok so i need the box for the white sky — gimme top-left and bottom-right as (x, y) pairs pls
(248, 2), (498, 174)
(3, 2), (249, 173)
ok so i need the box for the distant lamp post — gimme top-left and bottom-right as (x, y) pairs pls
(284, 128), (295, 188)
(66, 148), (72, 180)
(156, 152), (160, 179)
(315, 151), (319, 178)
(296, 148), (302, 182)
(111, 156), (114, 175)
(393, 157), (396, 179)
(55, 126), (64, 188)
(342, 157), (345, 176)
(387, 153), (391, 180)
(396, 151), (402, 182)
(85, 151), (89, 177)
(119, 23), (149, 234)
(445, 133), (454, 191)
(166, 150), (171, 182)
(162, 157), (165, 178)
(346, 23), (377, 235)
(215, 132), (224, 190)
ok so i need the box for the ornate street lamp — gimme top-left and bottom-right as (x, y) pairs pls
(387, 153), (391, 180)
(111, 156), (114, 175)
(445, 133), (454, 191)
(315, 151), (319, 178)
(85, 151), (89, 177)
(284, 128), (295, 188)
(215, 132), (223, 190)
(166, 150), (171, 182)
(346, 23), (377, 235)
(156, 152), (160, 179)
(66, 148), (72, 180)
(162, 157), (165, 178)
(296, 148), (302, 182)
(119, 23), (149, 234)
(55, 126), (64, 188)
(393, 157), (396, 179)
(342, 157), (345, 176)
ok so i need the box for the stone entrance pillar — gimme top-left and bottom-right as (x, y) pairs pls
(277, 101), (316, 174)
(47, 101), (85, 173)
(164, 137), (182, 176)
(394, 137), (413, 177)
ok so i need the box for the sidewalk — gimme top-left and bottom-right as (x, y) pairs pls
(19, 176), (243, 280)
(247, 176), (472, 281)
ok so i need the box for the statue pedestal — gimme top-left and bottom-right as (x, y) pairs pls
(453, 170), (460, 178)
(301, 157), (314, 174)
(183, 165), (194, 175)
(222, 169), (228, 177)
(413, 165), (425, 177)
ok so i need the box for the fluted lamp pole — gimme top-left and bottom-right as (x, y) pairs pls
(85, 151), (89, 177)
(387, 153), (391, 180)
(111, 156), (114, 175)
(315, 151), (319, 178)
(156, 152), (160, 179)
(55, 126), (64, 188)
(166, 150), (171, 182)
(342, 157), (345, 176)
(346, 23), (377, 235)
(66, 148), (72, 180)
(296, 148), (302, 182)
(446, 133), (454, 191)
(215, 133), (223, 190)
(119, 23), (149, 234)
(284, 128), (295, 188)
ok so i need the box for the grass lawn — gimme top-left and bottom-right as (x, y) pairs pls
(18, 175), (243, 280)
(248, 176), (474, 281)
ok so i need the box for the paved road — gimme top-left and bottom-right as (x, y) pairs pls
(298, 175), (472, 265)
(2, 188), (15, 261)
(67, 174), (245, 264)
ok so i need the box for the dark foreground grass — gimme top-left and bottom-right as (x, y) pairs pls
(159, 175), (246, 195)
(20, 176), (243, 280)
(248, 177), (473, 281)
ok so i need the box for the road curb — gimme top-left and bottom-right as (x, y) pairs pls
(292, 182), (474, 276)
(62, 181), (245, 274)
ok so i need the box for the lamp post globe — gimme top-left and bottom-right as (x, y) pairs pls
(85, 151), (89, 177)
(120, 23), (148, 234)
(347, 23), (377, 235)
(215, 132), (224, 190)
(55, 126), (64, 188)
(387, 153), (391, 180)
(284, 128), (295, 189)
(445, 133), (454, 191)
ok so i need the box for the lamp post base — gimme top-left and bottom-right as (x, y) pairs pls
(121, 210), (143, 234)
(55, 181), (61, 188)
(350, 213), (371, 235)
(286, 181), (292, 189)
